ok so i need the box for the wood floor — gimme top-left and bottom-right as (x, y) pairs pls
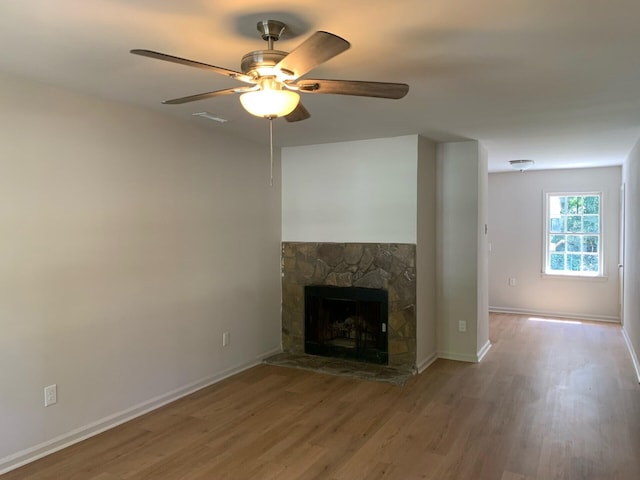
(3, 313), (640, 480)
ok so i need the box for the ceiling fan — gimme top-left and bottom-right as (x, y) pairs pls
(130, 20), (409, 122)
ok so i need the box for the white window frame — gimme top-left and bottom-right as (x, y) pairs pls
(543, 191), (604, 278)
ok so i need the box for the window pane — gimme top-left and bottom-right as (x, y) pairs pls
(583, 215), (599, 233)
(550, 254), (565, 271)
(567, 254), (581, 271)
(567, 197), (583, 214)
(550, 217), (564, 233)
(583, 254), (599, 272)
(584, 236), (599, 253)
(567, 235), (581, 252)
(559, 197), (568, 214)
(567, 216), (582, 232)
(550, 235), (566, 252)
(584, 196), (600, 214)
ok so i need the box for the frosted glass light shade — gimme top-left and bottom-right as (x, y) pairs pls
(240, 89), (300, 118)
(509, 159), (535, 171)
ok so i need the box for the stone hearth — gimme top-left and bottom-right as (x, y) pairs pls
(281, 242), (416, 370)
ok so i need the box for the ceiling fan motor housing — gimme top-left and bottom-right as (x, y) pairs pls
(240, 50), (289, 76)
(240, 20), (294, 78)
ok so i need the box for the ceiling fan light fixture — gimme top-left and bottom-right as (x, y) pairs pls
(132, 19), (408, 123)
(239, 88), (300, 118)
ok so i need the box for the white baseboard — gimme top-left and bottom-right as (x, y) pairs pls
(622, 328), (640, 384)
(477, 340), (492, 361)
(489, 306), (620, 323)
(416, 351), (438, 374)
(438, 341), (491, 364)
(437, 351), (479, 363)
(0, 346), (282, 476)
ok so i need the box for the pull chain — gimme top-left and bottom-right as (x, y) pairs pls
(269, 117), (274, 187)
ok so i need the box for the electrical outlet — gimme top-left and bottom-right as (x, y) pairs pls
(458, 320), (467, 333)
(222, 331), (230, 347)
(44, 384), (57, 407)
(509, 277), (517, 287)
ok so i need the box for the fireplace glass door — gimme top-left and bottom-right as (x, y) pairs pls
(304, 286), (388, 364)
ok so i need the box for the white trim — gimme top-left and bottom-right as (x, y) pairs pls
(489, 306), (620, 323)
(0, 347), (282, 476)
(622, 328), (640, 384)
(416, 351), (438, 373)
(437, 351), (479, 363)
(540, 273), (609, 282)
(477, 340), (492, 361)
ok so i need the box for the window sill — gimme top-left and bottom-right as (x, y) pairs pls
(540, 272), (609, 282)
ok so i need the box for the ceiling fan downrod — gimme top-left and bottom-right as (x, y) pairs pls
(257, 20), (286, 50)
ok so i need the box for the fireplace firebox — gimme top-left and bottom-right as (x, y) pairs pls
(304, 286), (388, 365)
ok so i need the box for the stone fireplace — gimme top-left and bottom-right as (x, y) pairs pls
(281, 242), (416, 370)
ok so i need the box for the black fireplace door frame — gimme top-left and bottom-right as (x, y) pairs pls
(304, 285), (388, 365)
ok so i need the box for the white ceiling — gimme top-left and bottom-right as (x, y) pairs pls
(1, 0), (639, 172)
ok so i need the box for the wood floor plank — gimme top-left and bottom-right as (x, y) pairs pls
(2, 313), (639, 480)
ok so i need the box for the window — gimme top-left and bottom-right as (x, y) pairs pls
(544, 193), (602, 276)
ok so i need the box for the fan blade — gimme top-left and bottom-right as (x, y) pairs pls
(285, 103), (311, 122)
(130, 49), (254, 84)
(276, 32), (350, 79)
(162, 86), (255, 105)
(295, 79), (409, 99)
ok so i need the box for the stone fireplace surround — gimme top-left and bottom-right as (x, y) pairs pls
(281, 242), (417, 370)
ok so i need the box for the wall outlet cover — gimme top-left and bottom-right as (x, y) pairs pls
(44, 384), (57, 407)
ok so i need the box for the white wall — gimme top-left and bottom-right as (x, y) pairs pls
(489, 167), (620, 321)
(0, 72), (282, 472)
(416, 137), (437, 371)
(436, 141), (490, 362)
(622, 140), (640, 381)
(476, 144), (490, 356)
(281, 136), (418, 243)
